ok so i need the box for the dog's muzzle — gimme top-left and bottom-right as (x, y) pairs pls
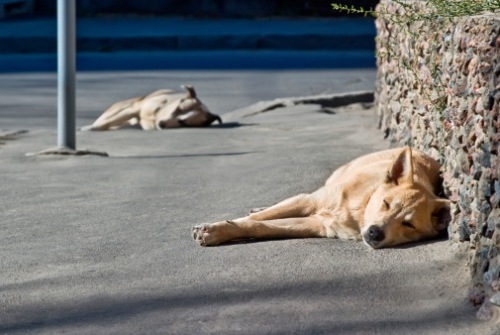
(363, 225), (385, 248)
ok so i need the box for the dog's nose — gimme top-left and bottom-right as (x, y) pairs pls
(367, 225), (385, 242)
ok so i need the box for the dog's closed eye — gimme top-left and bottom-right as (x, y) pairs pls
(402, 221), (415, 229)
(383, 199), (390, 210)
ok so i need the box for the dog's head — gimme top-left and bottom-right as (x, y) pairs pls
(361, 147), (450, 249)
(156, 85), (222, 129)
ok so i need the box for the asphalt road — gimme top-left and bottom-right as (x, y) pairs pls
(0, 51), (376, 72)
(0, 70), (496, 334)
(0, 17), (376, 71)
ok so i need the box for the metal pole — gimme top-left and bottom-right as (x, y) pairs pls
(57, 0), (76, 149)
(28, 2), (106, 156)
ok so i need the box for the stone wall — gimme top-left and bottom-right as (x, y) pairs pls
(375, 0), (499, 319)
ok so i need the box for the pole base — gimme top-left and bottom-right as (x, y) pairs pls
(26, 146), (108, 157)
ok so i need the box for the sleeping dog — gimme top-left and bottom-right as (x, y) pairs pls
(193, 147), (451, 248)
(82, 85), (222, 131)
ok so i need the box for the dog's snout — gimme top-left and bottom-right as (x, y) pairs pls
(367, 225), (385, 242)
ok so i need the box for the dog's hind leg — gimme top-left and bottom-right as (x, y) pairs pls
(92, 106), (140, 130)
(192, 216), (326, 246)
(247, 193), (317, 221)
(88, 98), (140, 130)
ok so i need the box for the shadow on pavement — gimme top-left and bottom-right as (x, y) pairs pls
(0, 261), (479, 334)
(111, 151), (260, 159)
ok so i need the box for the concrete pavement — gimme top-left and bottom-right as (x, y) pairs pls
(0, 70), (497, 334)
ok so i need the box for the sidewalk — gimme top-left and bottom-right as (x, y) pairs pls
(0, 70), (496, 334)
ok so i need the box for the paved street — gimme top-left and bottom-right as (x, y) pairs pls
(0, 17), (375, 71)
(0, 70), (496, 334)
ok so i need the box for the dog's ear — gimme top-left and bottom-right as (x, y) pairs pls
(182, 85), (196, 98)
(432, 199), (451, 232)
(386, 147), (414, 185)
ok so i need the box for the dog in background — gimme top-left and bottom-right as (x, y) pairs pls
(193, 147), (451, 248)
(82, 85), (222, 131)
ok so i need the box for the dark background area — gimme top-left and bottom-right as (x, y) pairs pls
(0, 0), (379, 71)
(32, 0), (379, 18)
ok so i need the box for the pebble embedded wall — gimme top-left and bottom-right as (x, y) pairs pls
(375, 0), (499, 317)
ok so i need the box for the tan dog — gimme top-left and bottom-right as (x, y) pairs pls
(192, 147), (451, 248)
(82, 85), (222, 131)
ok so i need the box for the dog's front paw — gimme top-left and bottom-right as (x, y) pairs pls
(192, 223), (223, 246)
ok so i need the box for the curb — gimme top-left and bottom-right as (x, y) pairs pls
(223, 90), (374, 121)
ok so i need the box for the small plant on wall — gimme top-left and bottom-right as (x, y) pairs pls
(332, 0), (500, 118)
(332, 0), (500, 21)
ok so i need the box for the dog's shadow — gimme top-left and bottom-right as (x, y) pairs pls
(209, 122), (257, 129)
(391, 234), (449, 249)
(202, 237), (298, 247)
(203, 234), (450, 249)
(113, 151), (261, 159)
(78, 122), (256, 131)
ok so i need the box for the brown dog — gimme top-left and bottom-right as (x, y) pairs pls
(192, 147), (451, 248)
(82, 85), (222, 131)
